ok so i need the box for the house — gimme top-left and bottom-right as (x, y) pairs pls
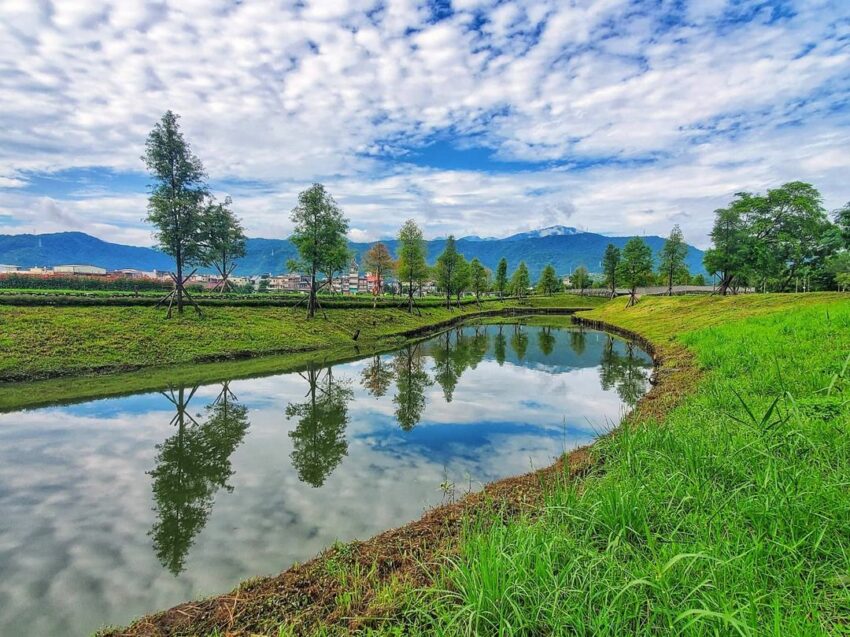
(0, 264), (20, 273)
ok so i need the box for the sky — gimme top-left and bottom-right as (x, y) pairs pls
(0, 0), (848, 249)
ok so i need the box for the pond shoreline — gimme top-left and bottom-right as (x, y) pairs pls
(0, 305), (591, 413)
(103, 310), (689, 637)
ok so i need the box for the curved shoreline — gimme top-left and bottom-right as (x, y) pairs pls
(103, 312), (700, 637)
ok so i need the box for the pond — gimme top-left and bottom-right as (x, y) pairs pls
(0, 321), (652, 636)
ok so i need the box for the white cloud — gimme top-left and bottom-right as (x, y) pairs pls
(0, 0), (848, 247)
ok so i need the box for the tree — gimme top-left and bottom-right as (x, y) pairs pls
(288, 184), (349, 318)
(495, 257), (508, 300)
(143, 111), (208, 317)
(469, 258), (490, 306)
(199, 196), (246, 293)
(602, 244), (621, 298)
(396, 220), (428, 313)
(322, 246), (351, 297)
(452, 256), (471, 307)
(837, 202), (850, 248)
(658, 225), (689, 295)
(571, 266), (590, 293)
(435, 235), (462, 309)
(510, 261), (531, 299)
(703, 205), (748, 295)
(536, 264), (561, 295)
(617, 237), (653, 307)
(363, 242), (395, 308)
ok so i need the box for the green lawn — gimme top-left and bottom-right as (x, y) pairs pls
(0, 294), (600, 383)
(371, 293), (850, 636)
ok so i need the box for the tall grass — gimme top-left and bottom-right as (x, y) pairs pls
(378, 299), (850, 635)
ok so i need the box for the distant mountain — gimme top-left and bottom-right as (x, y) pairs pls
(0, 230), (706, 279)
(504, 225), (578, 241)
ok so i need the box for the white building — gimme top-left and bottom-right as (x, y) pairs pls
(53, 264), (107, 276)
(0, 264), (20, 273)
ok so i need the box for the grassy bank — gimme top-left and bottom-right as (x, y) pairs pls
(0, 294), (599, 384)
(375, 293), (850, 636)
(107, 292), (850, 636)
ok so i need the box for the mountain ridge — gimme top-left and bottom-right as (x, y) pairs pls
(0, 230), (706, 278)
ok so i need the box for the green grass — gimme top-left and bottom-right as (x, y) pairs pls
(363, 293), (850, 636)
(0, 294), (601, 384)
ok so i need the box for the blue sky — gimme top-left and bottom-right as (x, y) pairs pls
(0, 0), (848, 248)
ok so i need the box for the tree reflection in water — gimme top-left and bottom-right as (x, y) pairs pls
(286, 366), (353, 488)
(392, 343), (432, 431)
(494, 325), (507, 366)
(510, 324), (529, 361)
(538, 326), (556, 356)
(599, 336), (652, 407)
(570, 327), (587, 356)
(148, 382), (250, 575)
(361, 354), (393, 398)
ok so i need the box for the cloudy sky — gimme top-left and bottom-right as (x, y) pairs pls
(1, 0), (848, 248)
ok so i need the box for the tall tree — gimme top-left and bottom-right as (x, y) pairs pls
(510, 261), (531, 299)
(469, 258), (490, 306)
(396, 220), (428, 313)
(837, 202), (850, 248)
(571, 266), (590, 294)
(143, 111), (208, 316)
(452, 255), (471, 307)
(288, 184), (349, 318)
(617, 237), (653, 307)
(435, 235), (462, 309)
(323, 246), (351, 296)
(658, 225), (689, 296)
(495, 257), (508, 300)
(703, 205), (748, 295)
(536, 264), (561, 296)
(363, 242), (395, 308)
(602, 244), (621, 298)
(199, 196), (246, 293)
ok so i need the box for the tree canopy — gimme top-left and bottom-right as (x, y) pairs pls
(396, 220), (428, 313)
(536, 264), (561, 295)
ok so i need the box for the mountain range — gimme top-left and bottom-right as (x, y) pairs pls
(0, 227), (706, 278)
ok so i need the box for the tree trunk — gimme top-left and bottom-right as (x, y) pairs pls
(717, 273), (734, 296)
(407, 277), (414, 313)
(175, 247), (184, 315)
(308, 268), (316, 318)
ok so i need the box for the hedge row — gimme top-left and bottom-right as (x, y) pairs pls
(0, 274), (173, 291)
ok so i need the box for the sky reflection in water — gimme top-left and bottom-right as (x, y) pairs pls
(0, 324), (651, 636)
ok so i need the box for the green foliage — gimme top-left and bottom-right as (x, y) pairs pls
(571, 265), (590, 292)
(0, 274), (171, 292)
(396, 220), (428, 312)
(143, 111), (208, 267)
(617, 237), (653, 294)
(536, 263), (561, 295)
(199, 195), (247, 289)
(602, 244), (620, 296)
(392, 343), (432, 431)
(704, 182), (840, 293)
(289, 184), (349, 317)
(509, 261), (531, 298)
(495, 257), (508, 299)
(658, 225), (689, 293)
(469, 258), (490, 301)
(435, 235), (463, 308)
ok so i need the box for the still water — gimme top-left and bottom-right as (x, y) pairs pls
(0, 322), (651, 636)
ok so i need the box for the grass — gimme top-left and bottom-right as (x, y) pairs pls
(0, 294), (601, 384)
(364, 293), (850, 636)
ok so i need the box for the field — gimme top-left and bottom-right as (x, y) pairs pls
(102, 292), (850, 636)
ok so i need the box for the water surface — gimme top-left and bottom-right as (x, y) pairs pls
(0, 322), (652, 635)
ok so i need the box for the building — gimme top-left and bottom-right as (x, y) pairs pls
(266, 273), (310, 292)
(53, 264), (107, 276)
(0, 264), (20, 273)
(110, 268), (158, 280)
